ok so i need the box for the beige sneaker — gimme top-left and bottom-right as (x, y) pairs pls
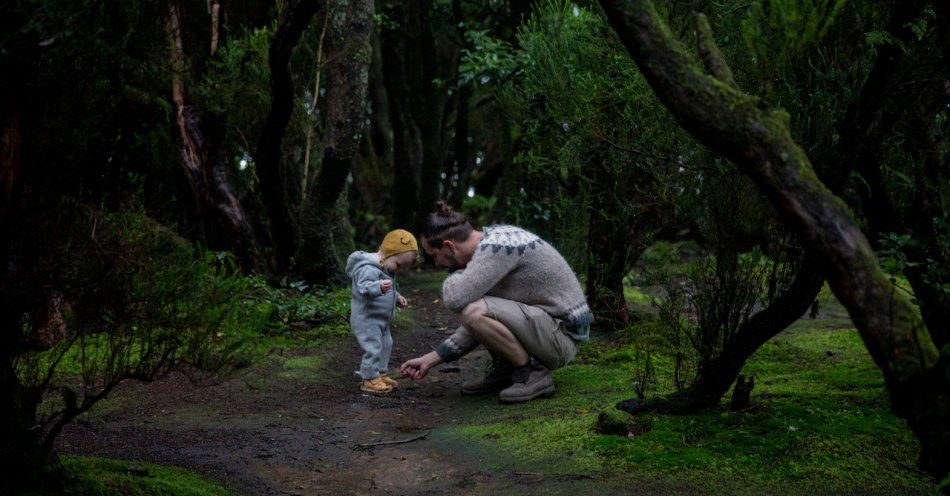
(360, 376), (393, 393)
(379, 373), (398, 388)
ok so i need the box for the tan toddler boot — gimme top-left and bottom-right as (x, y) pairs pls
(360, 376), (393, 393)
(379, 373), (398, 388)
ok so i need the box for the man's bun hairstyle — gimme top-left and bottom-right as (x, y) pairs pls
(422, 200), (473, 245)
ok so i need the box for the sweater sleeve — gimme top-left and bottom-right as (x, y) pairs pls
(441, 247), (520, 311)
(354, 266), (383, 297)
(434, 325), (478, 362)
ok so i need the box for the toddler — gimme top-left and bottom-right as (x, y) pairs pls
(345, 229), (418, 393)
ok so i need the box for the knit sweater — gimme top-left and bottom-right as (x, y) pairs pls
(435, 225), (593, 362)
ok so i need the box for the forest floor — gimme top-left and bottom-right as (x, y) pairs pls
(56, 270), (941, 495)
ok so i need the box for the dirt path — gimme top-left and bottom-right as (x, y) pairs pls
(56, 274), (554, 495)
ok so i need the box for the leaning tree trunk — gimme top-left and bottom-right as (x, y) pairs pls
(166, 2), (262, 273)
(255, 0), (323, 270)
(296, 0), (374, 285)
(598, 0), (949, 483)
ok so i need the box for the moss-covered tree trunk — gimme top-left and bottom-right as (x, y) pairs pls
(598, 0), (949, 483)
(297, 0), (373, 285)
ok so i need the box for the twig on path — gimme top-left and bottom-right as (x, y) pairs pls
(514, 471), (542, 476)
(355, 430), (430, 449)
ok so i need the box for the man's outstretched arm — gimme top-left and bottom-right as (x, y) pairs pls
(400, 351), (443, 379)
(400, 324), (479, 379)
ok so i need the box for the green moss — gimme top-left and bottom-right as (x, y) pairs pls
(46, 455), (235, 496)
(623, 286), (655, 306)
(279, 355), (325, 381)
(440, 321), (940, 494)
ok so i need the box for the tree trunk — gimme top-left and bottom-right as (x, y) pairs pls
(255, 0), (322, 270)
(166, 2), (262, 273)
(367, 26), (393, 169)
(296, 0), (374, 285)
(381, 8), (422, 230)
(598, 0), (949, 482)
(412, 0), (447, 232)
(350, 25), (394, 244)
(585, 160), (633, 332)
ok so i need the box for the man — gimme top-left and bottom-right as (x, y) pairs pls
(400, 201), (593, 403)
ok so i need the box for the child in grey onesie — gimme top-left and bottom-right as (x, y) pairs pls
(345, 229), (418, 393)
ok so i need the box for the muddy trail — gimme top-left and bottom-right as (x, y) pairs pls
(57, 272), (611, 495)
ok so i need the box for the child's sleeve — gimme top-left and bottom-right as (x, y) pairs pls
(354, 266), (383, 297)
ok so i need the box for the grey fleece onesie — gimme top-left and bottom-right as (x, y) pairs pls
(346, 251), (401, 380)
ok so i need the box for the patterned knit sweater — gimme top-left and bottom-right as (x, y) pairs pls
(435, 225), (593, 363)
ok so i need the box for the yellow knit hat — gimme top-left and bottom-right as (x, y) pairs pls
(380, 229), (418, 261)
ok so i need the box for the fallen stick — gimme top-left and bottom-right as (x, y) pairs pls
(356, 430), (430, 449)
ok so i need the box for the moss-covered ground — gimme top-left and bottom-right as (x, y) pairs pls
(437, 315), (939, 494)
(32, 456), (236, 496)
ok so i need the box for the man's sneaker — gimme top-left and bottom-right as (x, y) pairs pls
(360, 376), (393, 393)
(499, 363), (554, 403)
(379, 373), (398, 387)
(461, 352), (514, 395)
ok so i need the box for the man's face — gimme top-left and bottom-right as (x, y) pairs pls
(422, 237), (465, 270)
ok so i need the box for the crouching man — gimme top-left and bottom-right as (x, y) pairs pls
(400, 201), (593, 403)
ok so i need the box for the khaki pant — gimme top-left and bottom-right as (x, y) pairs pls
(482, 296), (578, 370)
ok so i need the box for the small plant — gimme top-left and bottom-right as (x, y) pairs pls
(631, 347), (657, 400)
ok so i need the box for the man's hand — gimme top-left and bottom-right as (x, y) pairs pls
(400, 351), (443, 380)
(380, 279), (393, 293)
(397, 295), (408, 307)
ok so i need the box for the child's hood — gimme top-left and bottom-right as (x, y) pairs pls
(346, 251), (384, 278)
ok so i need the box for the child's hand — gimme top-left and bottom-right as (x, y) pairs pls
(380, 279), (393, 293)
(397, 295), (408, 307)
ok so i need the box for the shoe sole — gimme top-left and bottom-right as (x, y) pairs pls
(498, 385), (555, 404)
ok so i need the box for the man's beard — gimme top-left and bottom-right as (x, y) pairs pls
(446, 253), (467, 273)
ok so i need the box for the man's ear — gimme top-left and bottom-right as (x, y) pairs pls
(442, 240), (456, 253)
